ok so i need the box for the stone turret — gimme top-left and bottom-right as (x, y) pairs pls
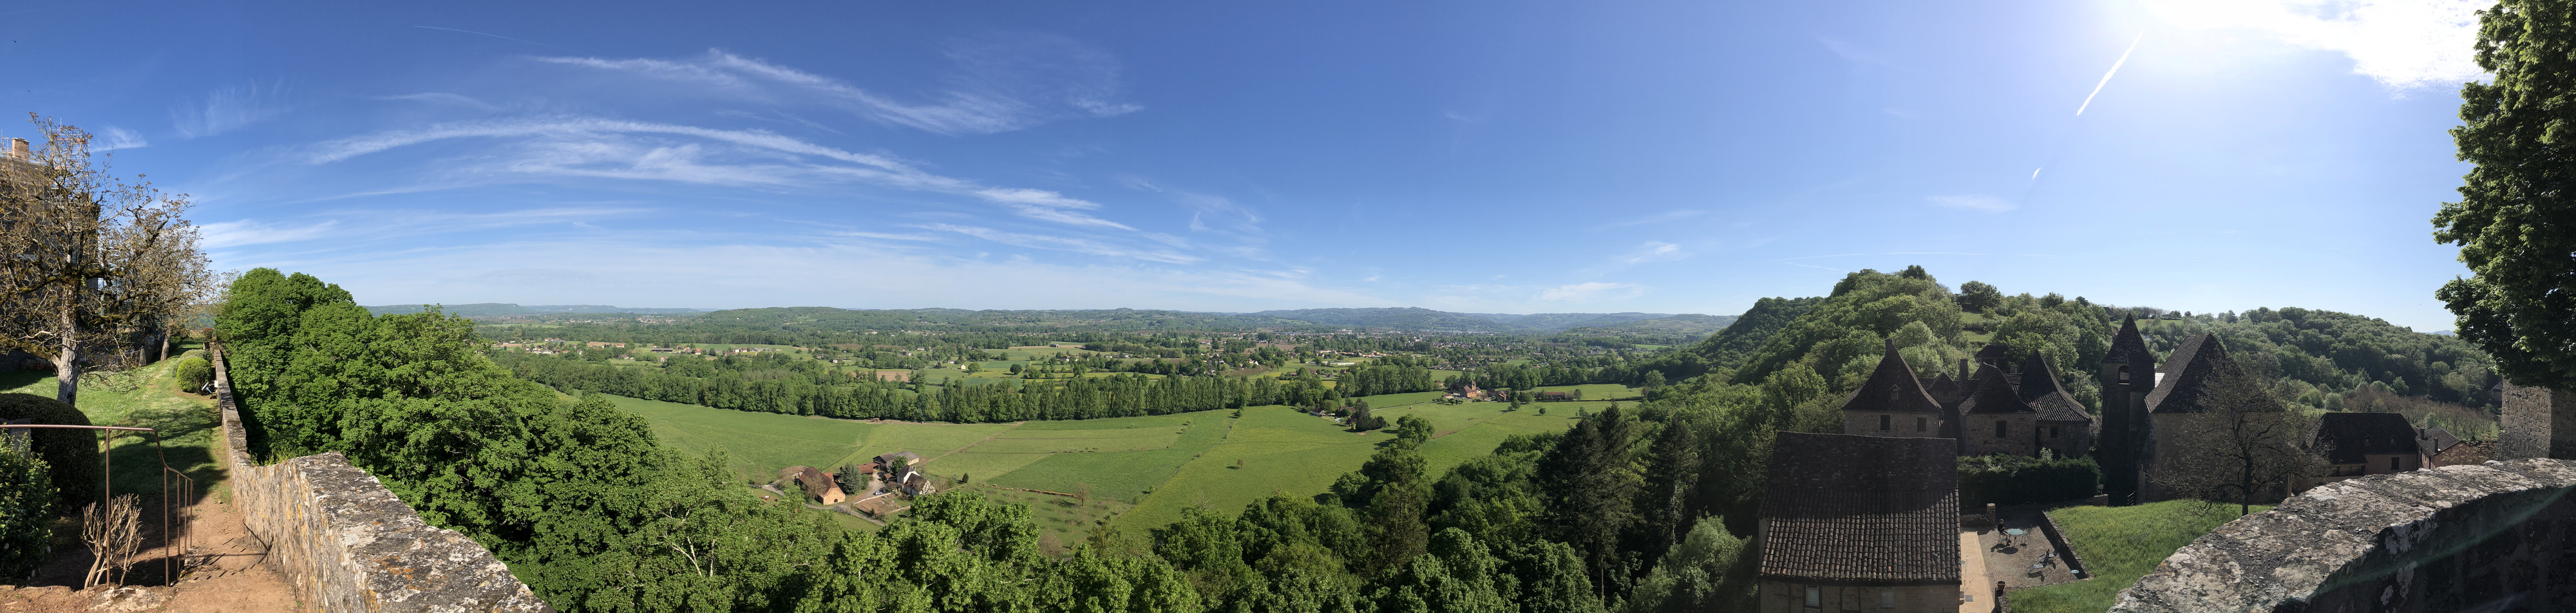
(2096, 316), (2155, 505)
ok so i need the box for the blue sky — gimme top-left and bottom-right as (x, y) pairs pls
(0, 0), (2492, 329)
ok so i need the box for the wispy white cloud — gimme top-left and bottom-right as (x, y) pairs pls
(379, 92), (501, 111)
(172, 82), (290, 138)
(204, 207), (643, 250)
(238, 236), (1394, 313)
(1537, 281), (1644, 303)
(1927, 194), (2015, 212)
(201, 220), (339, 249)
(840, 231), (940, 241)
(2145, 0), (2487, 89)
(305, 116), (1127, 229)
(97, 126), (148, 151)
(920, 223), (1198, 263)
(1615, 241), (1688, 265)
(536, 40), (1140, 136)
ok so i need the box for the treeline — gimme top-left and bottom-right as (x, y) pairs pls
(492, 349), (1430, 422)
(2135, 308), (2497, 409)
(221, 269), (1224, 612)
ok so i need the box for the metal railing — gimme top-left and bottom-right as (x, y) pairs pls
(0, 422), (199, 585)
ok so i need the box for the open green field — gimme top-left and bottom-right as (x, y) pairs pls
(2008, 501), (2268, 613)
(1, 343), (227, 501)
(608, 386), (1593, 545)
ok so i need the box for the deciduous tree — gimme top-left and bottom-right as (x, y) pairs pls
(2434, 0), (2576, 389)
(0, 117), (209, 406)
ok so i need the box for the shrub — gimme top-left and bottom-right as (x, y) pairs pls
(1958, 453), (2101, 506)
(0, 393), (100, 508)
(173, 357), (214, 391)
(0, 446), (55, 579)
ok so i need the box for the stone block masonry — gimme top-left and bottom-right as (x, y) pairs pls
(2111, 459), (2576, 613)
(210, 345), (551, 612)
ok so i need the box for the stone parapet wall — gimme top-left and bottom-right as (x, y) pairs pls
(211, 344), (550, 612)
(2111, 459), (2576, 613)
(2034, 511), (2088, 580)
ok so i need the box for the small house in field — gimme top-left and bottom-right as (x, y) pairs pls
(2314, 411), (2425, 482)
(786, 466), (846, 505)
(876, 451), (925, 467)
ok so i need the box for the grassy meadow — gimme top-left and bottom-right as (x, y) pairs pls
(1, 343), (227, 502)
(607, 384), (1632, 546)
(2007, 500), (2268, 613)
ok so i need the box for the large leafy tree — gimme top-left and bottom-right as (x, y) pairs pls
(0, 116), (209, 406)
(2434, 0), (2576, 389)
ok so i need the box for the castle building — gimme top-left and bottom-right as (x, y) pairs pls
(1756, 432), (1962, 613)
(2130, 331), (2270, 502)
(1841, 341), (2094, 459)
(2096, 317), (2156, 504)
(1839, 343), (1953, 439)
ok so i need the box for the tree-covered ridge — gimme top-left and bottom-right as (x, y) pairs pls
(365, 303), (714, 316)
(1685, 296), (1823, 368)
(392, 303), (1734, 336)
(2132, 307), (2499, 410)
(1666, 267), (2494, 417)
(491, 348), (1443, 422)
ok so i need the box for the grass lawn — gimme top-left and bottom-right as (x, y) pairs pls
(0, 343), (227, 502)
(2007, 501), (2268, 613)
(1530, 383), (1643, 401)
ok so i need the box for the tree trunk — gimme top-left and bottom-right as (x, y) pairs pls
(55, 311), (81, 407)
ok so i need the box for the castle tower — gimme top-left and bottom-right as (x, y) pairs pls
(2096, 316), (2156, 505)
(1839, 341), (1950, 439)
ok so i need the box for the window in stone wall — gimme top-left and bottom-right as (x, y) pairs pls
(1995, 420), (2007, 438)
(1916, 417), (1927, 432)
(1806, 587), (1821, 608)
(1879, 589), (1894, 608)
(1880, 415), (1891, 431)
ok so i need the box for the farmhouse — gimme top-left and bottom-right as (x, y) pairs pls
(786, 466), (846, 505)
(2313, 411), (2425, 481)
(1756, 432), (1961, 613)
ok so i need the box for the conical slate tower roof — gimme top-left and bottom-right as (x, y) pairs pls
(2016, 353), (2093, 424)
(2146, 333), (2259, 414)
(2105, 316), (2149, 364)
(1841, 341), (1946, 414)
(1959, 363), (2034, 415)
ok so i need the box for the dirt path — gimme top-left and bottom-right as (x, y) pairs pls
(1, 496), (301, 612)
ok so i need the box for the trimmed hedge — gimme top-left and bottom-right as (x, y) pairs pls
(0, 393), (100, 509)
(0, 445), (53, 578)
(173, 356), (214, 391)
(1959, 453), (2100, 506)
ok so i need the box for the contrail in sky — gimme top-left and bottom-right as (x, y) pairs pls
(2074, 32), (2144, 117)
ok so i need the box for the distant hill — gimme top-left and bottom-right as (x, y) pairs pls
(1686, 297), (1824, 366)
(406, 303), (1731, 334)
(365, 303), (718, 316)
(1560, 313), (1745, 343)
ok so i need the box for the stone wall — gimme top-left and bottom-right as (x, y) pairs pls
(2499, 384), (2576, 461)
(211, 345), (551, 612)
(2110, 459), (2576, 613)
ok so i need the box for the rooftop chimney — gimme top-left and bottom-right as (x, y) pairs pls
(6, 138), (26, 160)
